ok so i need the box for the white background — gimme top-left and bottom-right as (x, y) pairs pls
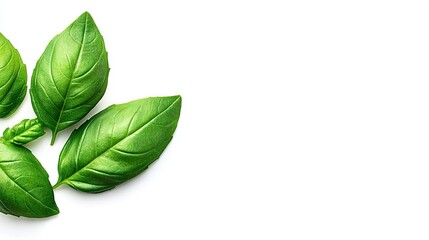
(0, 0), (429, 239)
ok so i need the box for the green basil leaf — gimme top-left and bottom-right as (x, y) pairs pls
(0, 141), (59, 218)
(30, 11), (109, 145)
(0, 32), (27, 118)
(2, 119), (45, 145)
(55, 95), (182, 193)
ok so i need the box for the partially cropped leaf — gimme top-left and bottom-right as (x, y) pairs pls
(0, 141), (59, 218)
(30, 11), (109, 145)
(0, 32), (27, 117)
(3, 119), (45, 145)
(55, 96), (182, 193)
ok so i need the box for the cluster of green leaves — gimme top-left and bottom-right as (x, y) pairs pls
(0, 12), (181, 218)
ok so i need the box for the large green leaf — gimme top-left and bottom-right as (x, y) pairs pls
(0, 141), (59, 218)
(0, 32), (27, 117)
(30, 11), (109, 145)
(55, 96), (182, 193)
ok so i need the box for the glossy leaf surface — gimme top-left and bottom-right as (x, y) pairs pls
(0, 142), (59, 218)
(0, 32), (27, 117)
(3, 119), (45, 145)
(55, 96), (182, 193)
(30, 12), (109, 145)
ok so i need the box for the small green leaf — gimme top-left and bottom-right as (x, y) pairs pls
(3, 119), (45, 145)
(0, 141), (59, 218)
(0, 32), (27, 117)
(30, 11), (109, 145)
(55, 95), (182, 193)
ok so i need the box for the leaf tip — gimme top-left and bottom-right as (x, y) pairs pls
(78, 11), (94, 23)
(80, 11), (91, 18)
(52, 206), (60, 215)
(175, 95), (182, 106)
(170, 95), (182, 104)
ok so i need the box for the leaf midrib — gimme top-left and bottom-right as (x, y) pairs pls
(51, 14), (89, 143)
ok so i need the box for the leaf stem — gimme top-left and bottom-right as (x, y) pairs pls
(53, 181), (62, 190)
(50, 133), (57, 146)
